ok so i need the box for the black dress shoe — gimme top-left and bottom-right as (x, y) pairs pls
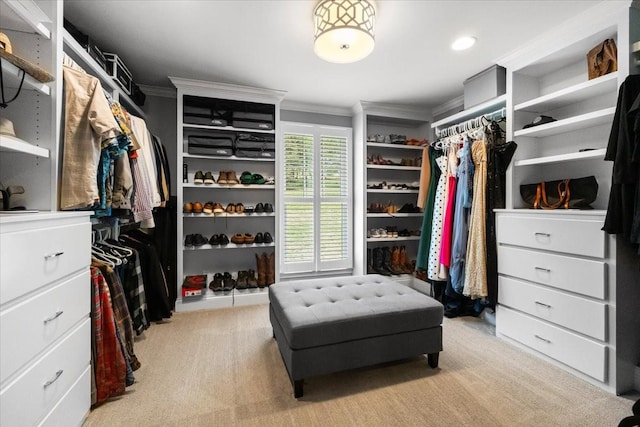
(255, 202), (264, 213)
(264, 203), (274, 213)
(219, 234), (229, 245)
(209, 234), (220, 245)
(193, 233), (208, 246)
(254, 232), (264, 244)
(263, 232), (273, 244)
(185, 234), (194, 247)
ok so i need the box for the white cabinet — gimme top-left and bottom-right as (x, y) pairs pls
(171, 78), (285, 312)
(0, 212), (91, 426)
(353, 102), (430, 285)
(0, 0), (60, 211)
(495, 1), (639, 394)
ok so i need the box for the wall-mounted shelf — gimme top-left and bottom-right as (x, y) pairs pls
(183, 213), (276, 218)
(0, 0), (51, 38)
(183, 242), (276, 251)
(514, 148), (606, 166)
(432, 94), (506, 129)
(0, 134), (49, 157)
(182, 183), (275, 190)
(366, 142), (426, 151)
(62, 29), (146, 118)
(366, 165), (422, 171)
(515, 73), (618, 113)
(182, 153), (275, 162)
(0, 59), (50, 95)
(183, 123), (275, 135)
(513, 107), (615, 138)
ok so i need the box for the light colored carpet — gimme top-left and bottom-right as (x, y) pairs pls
(84, 304), (637, 427)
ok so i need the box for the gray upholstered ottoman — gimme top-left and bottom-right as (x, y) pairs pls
(269, 274), (444, 397)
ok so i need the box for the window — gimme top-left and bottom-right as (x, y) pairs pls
(279, 122), (352, 274)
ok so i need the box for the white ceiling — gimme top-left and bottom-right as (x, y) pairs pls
(64, 0), (605, 111)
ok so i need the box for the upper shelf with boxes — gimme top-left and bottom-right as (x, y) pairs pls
(62, 19), (146, 118)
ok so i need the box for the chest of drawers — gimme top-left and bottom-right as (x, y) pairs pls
(495, 211), (618, 392)
(0, 212), (91, 427)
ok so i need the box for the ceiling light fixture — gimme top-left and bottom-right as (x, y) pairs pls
(313, 0), (376, 64)
(451, 36), (477, 51)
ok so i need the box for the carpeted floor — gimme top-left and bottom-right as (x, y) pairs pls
(84, 303), (637, 427)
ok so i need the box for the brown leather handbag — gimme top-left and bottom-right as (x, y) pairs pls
(520, 176), (598, 210)
(587, 38), (617, 80)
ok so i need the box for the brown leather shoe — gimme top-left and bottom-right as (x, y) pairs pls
(183, 202), (193, 213)
(217, 171), (228, 184)
(213, 202), (224, 214)
(266, 252), (275, 285)
(226, 203), (235, 213)
(231, 233), (245, 244)
(226, 170), (239, 185)
(244, 233), (255, 244)
(192, 201), (203, 213)
(203, 201), (215, 214)
(256, 253), (267, 287)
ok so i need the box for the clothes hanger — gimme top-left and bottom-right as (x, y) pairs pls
(92, 245), (122, 266)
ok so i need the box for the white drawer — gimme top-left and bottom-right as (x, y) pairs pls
(38, 366), (90, 427)
(1, 270), (90, 384)
(1, 221), (90, 305)
(497, 306), (606, 381)
(0, 319), (90, 427)
(496, 215), (605, 258)
(498, 276), (607, 340)
(498, 246), (606, 299)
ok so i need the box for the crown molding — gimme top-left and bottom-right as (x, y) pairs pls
(138, 84), (176, 99)
(352, 101), (431, 121)
(431, 95), (464, 118)
(281, 100), (352, 117)
(169, 77), (286, 103)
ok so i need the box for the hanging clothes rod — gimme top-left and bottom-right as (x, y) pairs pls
(436, 106), (506, 138)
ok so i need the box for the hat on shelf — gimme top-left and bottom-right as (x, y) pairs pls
(523, 115), (557, 129)
(0, 32), (54, 83)
(0, 117), (16, 137)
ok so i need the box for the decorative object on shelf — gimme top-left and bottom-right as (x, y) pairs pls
(0, 117), (16, 136)
(587, 38), (617, 80)
(520, 176), (598, 210)
(522, 115), (557, 129)
(0, 182), (26, 211)
(0, 32), (54, 83)
(313, 0), (376, 64)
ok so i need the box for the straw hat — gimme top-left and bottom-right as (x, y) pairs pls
(0, 32), (53, 83)
(0, 117), (16, 137)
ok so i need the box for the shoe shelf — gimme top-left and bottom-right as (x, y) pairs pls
(183, 183), (275, 190)
(514, 73), (618, 113)
(0, 58), (50, 95)
(366, 165), (422, 171)
(183, 213), (276, 218)
(367, 189), (419, 194)
(366, 236), (420, 243)
(183, 123), (275, 135)
(184, 242), (276, 250)
(513, 107), (615, 138)
(366, 142), (426, 151)
(0, 0), (51, 38)
(366, 213), (423, 217)
(514, 148), (606, 166)
(183, 153), (275, 162)
(0, 134), (49, 158)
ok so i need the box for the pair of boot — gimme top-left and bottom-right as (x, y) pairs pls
(255, 252), (275, 287)
(367, 246), (414, 276)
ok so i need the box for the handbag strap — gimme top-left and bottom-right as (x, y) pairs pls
(539, 179), (571, 210)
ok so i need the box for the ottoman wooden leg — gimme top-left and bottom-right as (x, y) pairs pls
(294, 380), (304, 398)
(428, 352), (439, 368)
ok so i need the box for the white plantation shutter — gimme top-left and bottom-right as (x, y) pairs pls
(280, 123), (352, 274)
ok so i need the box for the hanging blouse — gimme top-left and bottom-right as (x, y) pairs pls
(416, 148), (441, 270)
(439, 144), (459, 269)
(427, 155), (448, 281)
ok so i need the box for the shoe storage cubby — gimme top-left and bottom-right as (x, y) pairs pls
(495, 2), (640, 395)
(353, 103), (431, 286)
(172, 78), (285, 312)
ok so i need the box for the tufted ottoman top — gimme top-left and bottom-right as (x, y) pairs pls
(269, 274), (444, 350)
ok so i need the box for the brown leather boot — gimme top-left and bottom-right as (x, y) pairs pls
(391, 246), (401, 273)
(399, 246), (409, 273)
(256, 252), (267, 287)
(266, 252), (275, 285)
(226, 170), (239, 185)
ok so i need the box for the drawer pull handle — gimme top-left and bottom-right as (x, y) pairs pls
(534, 267), (551, 273)
(44, 251), (64, 260)
(534, 334), (552, 344)
(43, 370), (63, 388)
(534, 232), (551, 237)
(535, 301), (552, 309)
(43, 310), (64, 324)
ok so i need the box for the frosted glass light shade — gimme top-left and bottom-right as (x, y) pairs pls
(314, 0), (376, 64)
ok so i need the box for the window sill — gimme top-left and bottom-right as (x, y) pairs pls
(279, 269), (354, 282)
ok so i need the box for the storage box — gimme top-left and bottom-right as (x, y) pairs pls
(104, 52), (133, 95)
(235, 133), (275, 159)
(463, 65), (506, 109)
(131, 82), (146, 107)
(232, 111), (274, 130)
(187, 133), (235, 156)
(87, 42), (107, 73)
(184, 105), (228, 127)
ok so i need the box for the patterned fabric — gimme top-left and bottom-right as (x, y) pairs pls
(91, 267), (126, 405)
(123, 248), (150, 335)
(416, 148), (441, 270)
(464, 140), (488, 299)
(130, 157), (154, 224)
(428, 155), (448, 281)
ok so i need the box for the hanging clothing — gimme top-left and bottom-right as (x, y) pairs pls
(61, 66), (121, 210)
(439, 144), (459, 269)
(416, 148), (441, 270)
(603, 74), (640, 250)
(450, 139), (474, 293)
(463, 140), (488, 299)
(417, 147), (431, 209)
(130, 115), (161, 208)
(485, 127), (517, 308)
(427, 155), (448, 281)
